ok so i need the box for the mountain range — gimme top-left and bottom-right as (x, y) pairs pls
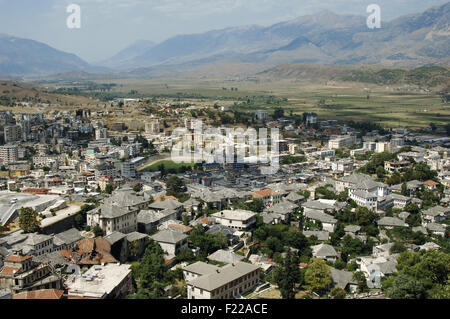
(0, 2), (448, 78)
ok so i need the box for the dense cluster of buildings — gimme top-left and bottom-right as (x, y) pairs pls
(0, 106), (449, 299)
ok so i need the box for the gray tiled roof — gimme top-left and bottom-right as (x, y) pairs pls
(304, 210), (337, 224)
(149, 199), (183, 210)
(426, 223), (445, 232)
(95, 203), (133, 219)
(312, 244), (338, 257)
(285, 192), (304, 202)
(422, 206), (450, 217)
(187, 261), (259, 291)
(378, 217), (408, 227)
(53, 228), (83, 246)
(207, 249), (244, 264)
(104, 189), (148, 207)
(330, 267), (357, 289)
(104, 231), (127, 245)
(344, 225), (361, 233)
(126, 232), (149, 242)
(183, 261), (220, 276)
(151, 229), (187, 244)
(303, 230), (330, 241)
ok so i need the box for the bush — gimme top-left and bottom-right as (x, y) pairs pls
(330, 287), (347, 299)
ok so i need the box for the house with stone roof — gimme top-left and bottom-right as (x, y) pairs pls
(151, 229), (188, 256)
(185, 261), (260, 299)
(311, 244), (338, 262)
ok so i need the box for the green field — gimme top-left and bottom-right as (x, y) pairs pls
(48, 74), (450, 129)
(140, 160), (195, 173)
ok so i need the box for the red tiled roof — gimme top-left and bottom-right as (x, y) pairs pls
(155, 195), (179, 202)
(23, 188), (50, 194)
(13, 289), (64, 299)
(4, 255), (32, 263)
(424, 180), (439, 186)
(253, 189), (276, 197)
(168, 224), (192, 232)
(0, 266), (20, 275)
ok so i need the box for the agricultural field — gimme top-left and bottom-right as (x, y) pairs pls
(92, 77), (449, 129)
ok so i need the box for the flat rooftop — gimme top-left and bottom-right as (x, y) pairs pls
(65, 263), (132, 299)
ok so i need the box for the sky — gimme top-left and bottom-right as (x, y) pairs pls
(0, 0), (448, 63)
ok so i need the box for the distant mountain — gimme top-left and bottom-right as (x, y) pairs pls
(99, 40), (156, 69)
(110, 2), (449, 73)
(0, 34), (105, 76)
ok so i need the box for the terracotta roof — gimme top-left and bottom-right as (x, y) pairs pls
(4, 255), (32, 263)
(60, 237), (117, 265)
(168, 224), (192, 232)
(0, 266), (20, 275)
(13, 289), (64, 299)
(155, 195), (179, 202)
(424, 180), (439, 186)
(23, 188), (50, 194)
(200, 218), (213, 224)
(253, 189), (276, 197)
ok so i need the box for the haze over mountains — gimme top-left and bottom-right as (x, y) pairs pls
(0, 2), (448, 78)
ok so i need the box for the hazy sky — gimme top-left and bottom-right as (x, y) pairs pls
(0, 0), (448, 63)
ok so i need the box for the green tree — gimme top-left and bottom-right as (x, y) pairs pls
(401, 183), (408, 196)
(273, 250), (302, 299)
(390, 242), (407, 254)
(376, 166), (385, 179)
(104, 183), (114, 194)
(92, 225), (104, 237)
(166, 176), (186, 196)
(353, 271), (368, 293)
(132, 241), (170, 299)
(18, 207), (40, 233)
(304, 258), (332, 295)
(329, 287), (347, 299)
(74, 214), (84, 230)
(385, 274), (426, 299)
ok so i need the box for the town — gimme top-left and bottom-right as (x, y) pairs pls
(0, 97), (448, 300)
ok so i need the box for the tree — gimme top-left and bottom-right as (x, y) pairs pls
(382, 250), (450, 299)
(304, 258), (332, 295)
(429, 123), (437, 132)
(104, 183), (114, 194)
(385, 274), (426, 299)
(18, 207), (40, 233)
(273, 108), (284, 119)
(401, 183), (408, 196)
(273, 250), (302, 299)
(353, 271), (368, 293)
(132, 241), (170, 299)
(376, 166), (385, 179)
(390, 242), (407, 254)
(74, 213), (84, 230)
(166, 176), (186, 197)
(92, 225), (104, 237)
(330, 287), (347, 299)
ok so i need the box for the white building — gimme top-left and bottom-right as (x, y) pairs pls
(151, 229), (188, 256)
(328, 135), (356, 149)
(185, 261), (260, 299)
(211, 210), (256, 231)
(65, 263), (133, 299)
(0, 145), (18, 164)
(87, 203), (138, 235)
